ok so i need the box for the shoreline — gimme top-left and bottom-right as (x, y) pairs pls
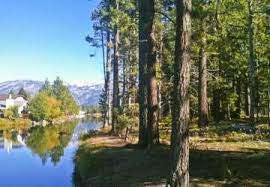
(0, 114), (89, 130)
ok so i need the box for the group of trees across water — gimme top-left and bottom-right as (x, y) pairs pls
(87, 0), (269, 186)
(1, 78), (79, 122)
(29, 77), (79, 121)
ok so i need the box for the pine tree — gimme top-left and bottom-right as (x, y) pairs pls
(170, 0), (192, 185)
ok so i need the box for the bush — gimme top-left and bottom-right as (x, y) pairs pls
(256, 124), (270, 132)
(4, 109), (13, 119)
(224, 132), (253, 142)
(4, 106), (19, 119)
(115, 104), (139, 137)
(116, 115), (131, 133)
(159, 116), (172, 132)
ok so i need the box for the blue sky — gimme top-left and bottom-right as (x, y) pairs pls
(0, 0), (103, 85)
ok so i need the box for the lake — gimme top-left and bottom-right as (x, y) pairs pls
(0, 119), (101, 187)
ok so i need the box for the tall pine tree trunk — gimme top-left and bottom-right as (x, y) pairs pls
(112, 0), (120, 133)
(146, 0), (159, 147)
(247, 0), (256, 120)
(170, 0), (191, 186)
(101, 30), (108, 127)
(138, 0), (148, 146)
(105, 32), (112, 127)
(245, 82), (251, 117)
(198, 30), (208, 127)
(122, 58), (127, 112)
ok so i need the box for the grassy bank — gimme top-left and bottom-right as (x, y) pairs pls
(73, 129), (270, 186)
(0, 114), (84, 132)
(0, 118), (31, 131)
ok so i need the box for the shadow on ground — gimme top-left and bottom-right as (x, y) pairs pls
(73, 140), (270, 187)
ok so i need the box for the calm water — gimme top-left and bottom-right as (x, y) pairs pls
(0, 119), (101, 187)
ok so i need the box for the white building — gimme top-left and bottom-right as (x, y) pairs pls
(0, 94), (28, 115)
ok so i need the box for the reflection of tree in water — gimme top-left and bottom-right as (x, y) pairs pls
(26, 121), (77, 165)
(3, 130), (13, 140)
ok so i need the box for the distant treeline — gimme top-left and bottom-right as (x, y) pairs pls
(81, 105), (100, 115)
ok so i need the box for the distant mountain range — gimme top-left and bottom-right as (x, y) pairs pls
(0, 80), (103, 106)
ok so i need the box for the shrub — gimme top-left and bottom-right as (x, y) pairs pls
(4, 106), (19, 119)
(256, 124), (270, 132)
(115, 104), (139, 138)
(224, 132), (253, 142)
(4, 108), (13, 119)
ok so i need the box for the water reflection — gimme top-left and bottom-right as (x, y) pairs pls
(0, 121), (78, 166)
(4, 138), (13, 153)
(0, 130), (25, 153)
(0, 119), (100, 187)
(27, 122), (77, 165)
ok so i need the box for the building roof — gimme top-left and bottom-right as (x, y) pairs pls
(0, 94), (28, 101)
(0, 94), (10, 101)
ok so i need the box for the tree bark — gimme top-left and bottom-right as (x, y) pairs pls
(198, 30), (208, 127)
(138, 0), (148, 146)
(245, 82), (251, 117)
(101, 30), (108, 128)
(146, 0), (159, 147)
(101, 31), (106, 82)
(170, 0), (192, 186)
(105, 31), (112, 127)
(112, 0), (120, 133)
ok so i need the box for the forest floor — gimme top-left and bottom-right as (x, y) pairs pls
(73, 126), (270, 187)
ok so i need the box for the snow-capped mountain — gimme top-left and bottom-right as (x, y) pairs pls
(68, 84), (102, 106)
(0, 80), (102, 106)
(0, 80), (43, 96)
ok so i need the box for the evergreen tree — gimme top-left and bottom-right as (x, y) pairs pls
(40, 79), (53, 96)
(52, 77), (79, 115)
(170, 0), (192, 185)
(18, 87), (30, 100)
